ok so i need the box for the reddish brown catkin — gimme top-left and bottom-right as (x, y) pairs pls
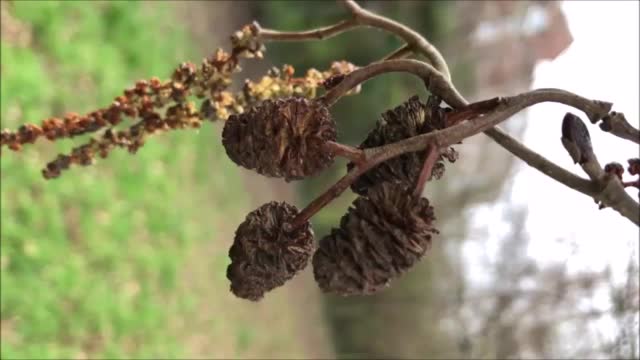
(1, 22), (359, 179)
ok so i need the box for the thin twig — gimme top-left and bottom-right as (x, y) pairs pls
(286, 165), (364, 231)
(291, 88), (616, 227)
(444, 97), (503, 127)
(255, 19), (359, 42)
(413, 144), (440, 197)
(319, 59), (465, 107)
(487, 127), (597, 196)
(373, 89), (611, 161)
(383, 44), (413, 61)
(320, 60), (610, 127)
(560, 113), (640, 225)
(323, 140), (365, 165)
(340, 0), (452, 80)
(597, 111), (640, 144)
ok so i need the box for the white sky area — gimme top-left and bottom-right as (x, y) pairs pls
(464, 0), (639, 348)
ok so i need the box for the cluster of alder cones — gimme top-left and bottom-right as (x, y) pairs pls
(223, 94), (458, 301)
(0, 19), (453, 300)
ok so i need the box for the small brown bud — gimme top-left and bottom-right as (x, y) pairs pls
(604, 162), (624, 180)
(135, 80), (148, 94)
(627, 158), (640, 175)
(561, 112), (593, 165)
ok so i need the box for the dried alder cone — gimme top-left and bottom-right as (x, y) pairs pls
(222, 97), (337, 181)
(313, 182), (439, 296)
(348, 95), (458, 195)
(227, 202), (314, 301)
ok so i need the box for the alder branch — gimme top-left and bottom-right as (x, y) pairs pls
(340, 0), (451, 80)
(379, 90), (609, 155)
(256, 0), (638, 226)
(489, 127), (596, 196)
(383, 44), (413, 61)
(336, 2), (617, 176)
(319, 59), (465, 107)
(255, 2), (612, 197)
(323, 140), (365, 165)
(561, 113), (640, 225)
(596, 111), (640, 144)
(290, 88), (624, 227)
(255, 19), (359, 42)
(319, 60), (612, 123)
(413, 144), (440, 197)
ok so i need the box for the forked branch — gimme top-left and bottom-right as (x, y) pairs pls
(255, 0), (638, 226)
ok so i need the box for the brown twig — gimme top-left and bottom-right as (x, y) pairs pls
(596, 111), (640, 144)
(255, 19), (359, 42)
(340, 0), (451, 80)
(290, 88), (618, 227)
(444, 97), (504, 127)
(373, 90), (611, 160)
(319, 59), (465, 107)
(413, 144), (440, 197)
(323, 140), (365, 165)
(383, 44), (413, 61)
(286, 169), (357, 231)
(561, 114), (640, 225)
(254, 3), (445, 73)
(488, 127), (598, 196)
(623, 180), (640, 189)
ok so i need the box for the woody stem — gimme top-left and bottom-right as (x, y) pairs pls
(287, 87), (621, 230)
(286, 147), (394, 231)
(323, 140), (365, 165)
(413, 144), (440, 197)
(444, 97), (503, 127)
(623, 180), (640, 189)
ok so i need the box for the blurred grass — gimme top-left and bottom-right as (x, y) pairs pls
(0, 1), (258, 358)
